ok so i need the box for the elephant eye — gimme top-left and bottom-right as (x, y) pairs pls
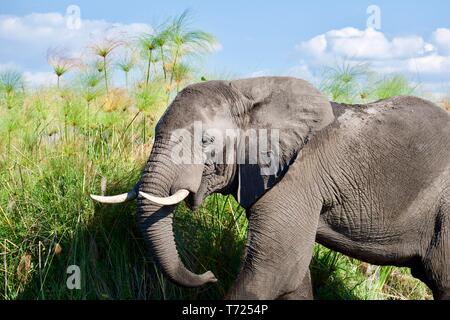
(201, 134), (215, 146)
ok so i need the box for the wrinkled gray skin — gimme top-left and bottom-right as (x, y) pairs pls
(136, 77), (450, 300)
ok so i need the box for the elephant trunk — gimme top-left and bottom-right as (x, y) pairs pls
(137, 141), (217, 288)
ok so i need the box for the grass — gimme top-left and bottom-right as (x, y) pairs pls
(0, 17), (444, 299)
(0, 76), (437, 300)
(0, 106), (246, 299)
(320, 62), (418, 104)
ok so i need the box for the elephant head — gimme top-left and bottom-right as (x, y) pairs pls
(91, 77), (334, 288)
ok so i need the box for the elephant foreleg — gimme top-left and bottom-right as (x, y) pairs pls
(226, 173), (322, 299)
(423, 196), (450, 300)
(278, 268), (313, 300)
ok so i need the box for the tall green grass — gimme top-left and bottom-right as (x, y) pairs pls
(320, 62), (417, 104)
(0, 86), (248, 299)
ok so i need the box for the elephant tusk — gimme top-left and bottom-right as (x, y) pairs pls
(90, 190), (137, 204)
(139, 189), (189, 206)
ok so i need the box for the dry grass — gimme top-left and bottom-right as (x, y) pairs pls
(440, 99), (450, 112)
(101, 88), (133, 112)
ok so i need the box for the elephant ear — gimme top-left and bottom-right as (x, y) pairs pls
(229, 77), (334, 209)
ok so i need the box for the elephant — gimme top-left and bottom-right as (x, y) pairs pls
(91, 77), (450, 300)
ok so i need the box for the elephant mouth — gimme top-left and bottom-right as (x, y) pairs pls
(184, 179), (221, 211)
(185, 192), (203, 211)
(89, 158), (235, 288)
(187, 176), (238, 212)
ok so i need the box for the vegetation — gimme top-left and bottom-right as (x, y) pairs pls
(0, 69), (24, 110)
(319, 62), (417, 104)
(116, 49), (137, 89)
(47, 48), (80, 89)
(0, 12), (446, 300)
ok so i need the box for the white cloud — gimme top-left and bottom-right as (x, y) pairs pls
(297, 34), (327, 56)
(0, 13), (66, 42)
(433, 28), (450, 53)
(297, 27), (435, 61)
(0, 63), (55, 88)
(23, 71), (55, 87)
(0, 12), (152, 45)
(391, 36), (428, 57)
(407, 55), (450, 74)
(0, 12), (222, 86)
(292, 26), (450, 92)
(0, 12), (154, 84)
(284, 61), (316, 83)
(327, 28), (391, 59)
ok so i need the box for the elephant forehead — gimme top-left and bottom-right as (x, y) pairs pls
(158, 102), (235, 135)
(199, 107), (235, 127)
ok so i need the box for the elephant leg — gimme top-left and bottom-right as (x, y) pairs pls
(225, 218), (317, 300)
(226, 170), (323, 299)
(423, 200), (450, 300)
(278, 268), (313, 300)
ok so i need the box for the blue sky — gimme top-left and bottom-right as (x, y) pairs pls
(1, 0), (450, 95)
